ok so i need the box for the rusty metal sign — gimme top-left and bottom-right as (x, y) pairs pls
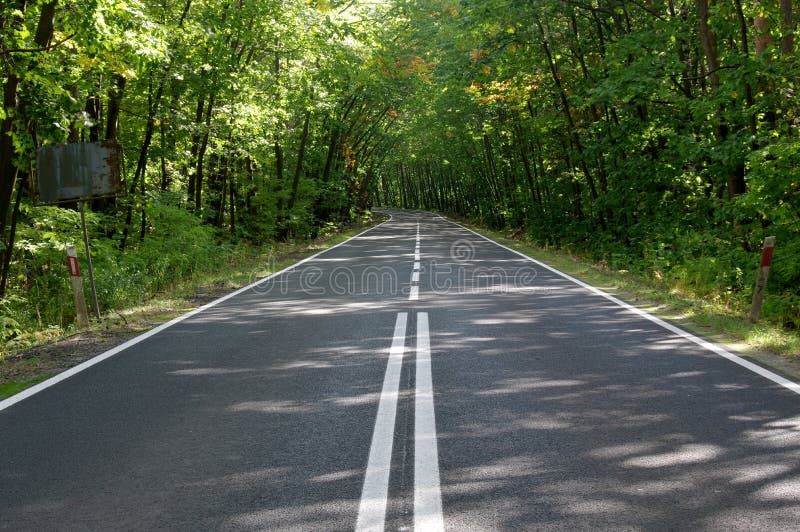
(35, 141), (122, 205)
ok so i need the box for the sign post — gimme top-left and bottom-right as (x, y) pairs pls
(749, 236), (776, 323)
(79, 201), (101, 319)
(35, 142), (121, 325)
(66, 244), (90, 328)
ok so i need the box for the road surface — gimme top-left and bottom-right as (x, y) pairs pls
(2, 209), (799, 530)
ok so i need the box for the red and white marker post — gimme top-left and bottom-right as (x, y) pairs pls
(66, 244), (90, 328)
(749, 236), (776, 323)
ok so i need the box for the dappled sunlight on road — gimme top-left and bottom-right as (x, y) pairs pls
(223, 500), (359, 531)
(420, 265), (800, 529)
(475, 377), (587, 395)
(3, 209), (799, 531)
(620, 443), (724, 468)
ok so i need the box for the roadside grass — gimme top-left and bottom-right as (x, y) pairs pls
(0, 375), (50, 400)
(0, 217), (386, 397)
(461, 222), (800, 374)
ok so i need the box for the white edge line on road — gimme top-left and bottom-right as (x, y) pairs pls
(437, 214), (800, 396)
(0, 218), (394, 413)
(356, 312), (408, 532)
(414, 312), (444, 532)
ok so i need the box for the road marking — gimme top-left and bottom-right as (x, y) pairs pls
(356, 312), (408, 532)
(409, 285), (419, 301)
(410, 224), (421, 300)
(436, 214), (800, 396)
(0, 219), (394, 413)
(414, 312), (444, 532)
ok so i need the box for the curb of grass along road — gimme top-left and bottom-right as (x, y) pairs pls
(437, 214), (800, 396)
(0, 217), (392, 413)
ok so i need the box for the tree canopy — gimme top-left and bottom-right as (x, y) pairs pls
(372, 0), (800, 327)
(1, 0), (799, 333)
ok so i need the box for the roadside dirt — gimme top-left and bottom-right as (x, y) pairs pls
(0, 287), (231, 391)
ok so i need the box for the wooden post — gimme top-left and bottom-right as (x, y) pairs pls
(749, 236), (776, 323)
(66, 244), (90, 328)
(79, 201), (101, 319)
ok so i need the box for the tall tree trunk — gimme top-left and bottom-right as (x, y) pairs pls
(321, 92), (360, 183)
(215, 158), (228, 227)
(194, 92), (215, 213)
(754, 0), (771, 55)
(34, 1), (57, 47)
(160, 119), (169, 191)
(0, 74), (21, 245)
(780, 0), (794, 54)
(1, 1), (28, 242)
(321, 124), (339, 182)
(186, 95), (205, 205)
(515, 123), (541, 209)
(540, 34), (598, 201)
(85, 94), (101, 142)
(697, 0), (721, 89)
(287, 110), (311, 210)
(698, 0), (746, 197)
(105, 74), (126, 141)
(733, 0), (758, 137)
(92, 74), (125, 212)
(274, 141), (285, 213)
(481, 134), (501, 203)
(229, 171), (235, 232)
(0, 175), (25, 297)
(139, 155), (147, 241)
(66, 85), (80, 142)
(1, 0), (53, 264)
(537, 21), (605, 228)
(121, 73), (165, 250)
(753, 0), (779, 129)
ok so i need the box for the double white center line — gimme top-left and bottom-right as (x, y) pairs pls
(356, 312), (443, 531)
(410, 223), (421, 301)
(356, 313), (409, 531)
(414, 313), (444, 531)
(357, 223), (443, 531)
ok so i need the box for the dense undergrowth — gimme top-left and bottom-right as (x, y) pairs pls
(520, 196), (800, 332)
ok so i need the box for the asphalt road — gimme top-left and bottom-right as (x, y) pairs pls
(2, 209), (799, 531)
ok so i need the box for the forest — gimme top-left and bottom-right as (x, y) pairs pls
(1, 0), (799, 347)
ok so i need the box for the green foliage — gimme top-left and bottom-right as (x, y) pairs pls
(0, 375), (50, 400)
(373, 0), (800, 331)
(0, 0), (398, 339)
(2, 0), (799, 338)
(0, 296), (26, 344)
(5, 197), (228, 335)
